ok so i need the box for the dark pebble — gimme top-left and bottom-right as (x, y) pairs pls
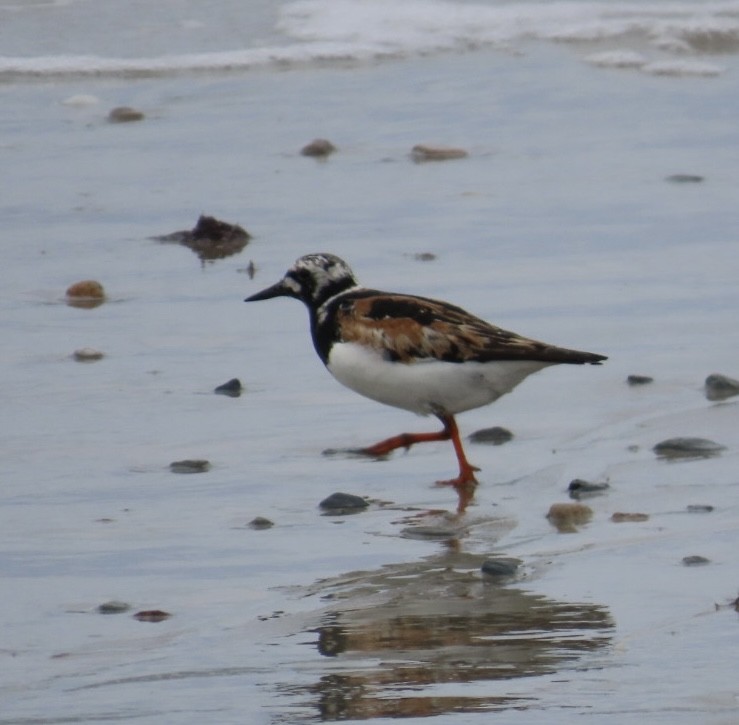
(248, 516), (274, 530)
(681, 555), (710, 566)
(413, 252), (437, 261)
(133, 610), (172, 622)
(627, 374), (654, 385)
(73, 347), (105, 362)
(665, 174), (704, 183)
(468, 426), (513, 445)
(214, 378), (242, 397)
(653, 437), (725, 459)
(686, 504), (714, 513)
(411, 144), (469, 162)
(319, 492), (369, 514)
(169, 459), (211, 474)
(611, 512), (649, 523)
(97, 600), (131, 615)
(300, 138), (336, 157)
(481, 558), (520, 578)
(704, 373), (739, 401)
(108, 106), (145, 123)
(568, 479), (610, 499)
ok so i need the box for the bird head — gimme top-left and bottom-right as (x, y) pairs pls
(245, 253), (358, 308)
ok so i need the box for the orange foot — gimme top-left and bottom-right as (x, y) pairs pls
(348, 413), (481, 514)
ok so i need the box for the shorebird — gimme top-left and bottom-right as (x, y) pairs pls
(246, 253), (606, 512)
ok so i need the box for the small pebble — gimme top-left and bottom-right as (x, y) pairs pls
(665, 174), (704, 183)
(65, 280), (106, 309)
(214, 378), (242, 397)
(653, 437), (726, 459)
(568, 479), (610, 499)
(546, 502), (593, 533)
(413, 252), (437, 261)
(66, 280), (105, 298)
(681, 555), (710, 567)
(627, 374), (654, 385)
(133, 610), (171, 622)
(686, 504), (714, 513)
(97, 600), (131, 615)
(704, 373), (739, 401)
(468, 426), (513, 445)
(411, 144), (469, 162)
(611, 512), (649, 523)
(72, 347), (105, 362)
(318, 492), (369, 513)
(481, 558), (520, 578)
(247, 516), (274, 530)
(108, 106), (145, 123)
(169, 459), (211, 474)
(65, 281), (106, 309)
(300, 138), (336, 157)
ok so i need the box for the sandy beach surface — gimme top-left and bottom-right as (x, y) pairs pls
(2, 1), (739, 722)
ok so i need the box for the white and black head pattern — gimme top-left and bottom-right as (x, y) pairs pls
(245, 253), (359, 309)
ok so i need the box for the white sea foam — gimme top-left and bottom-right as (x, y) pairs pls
(642, 58), (726, 75)
(1, 0), (738, 78)
(60, 93), (100, 107)
(585, 50), (648, 68)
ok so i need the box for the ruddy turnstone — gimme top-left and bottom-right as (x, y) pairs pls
(245, 254), (606, 513)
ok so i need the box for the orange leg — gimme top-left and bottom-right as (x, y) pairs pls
(360, 414), (479, 513)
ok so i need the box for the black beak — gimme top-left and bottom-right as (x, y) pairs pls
(244, 279), (291, 302)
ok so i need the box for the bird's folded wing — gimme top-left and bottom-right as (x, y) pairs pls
(335, 292), (603, 364)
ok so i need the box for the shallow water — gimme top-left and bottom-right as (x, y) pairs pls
(2, 3), (739, 722)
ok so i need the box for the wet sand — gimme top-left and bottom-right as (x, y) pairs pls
(2, 46), (739, 723)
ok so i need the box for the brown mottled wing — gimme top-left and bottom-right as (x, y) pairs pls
(335, 292), (606, 365)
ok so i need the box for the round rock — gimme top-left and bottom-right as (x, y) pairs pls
(248, 516), (274, 530)
(133, 609), (171, 622)
(300, 138), (336, 157)
(97, 600), (131, 614)
(108, 106), (145, 123)
(169, 459), (211, 474)
(481, 558), (520, 578)
(568, 479), (610, 499)
(72, 347), (105, 362)
(469, 426), (513, 445)
(65, 280), (106, 309)
(704, 373), (739, 401)
(319, 492), (369, 514)
(214, 378), (243, 397)
(653, 437), (726, 459)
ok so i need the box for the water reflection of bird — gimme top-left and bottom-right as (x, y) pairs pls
(245, 253), (606, 512)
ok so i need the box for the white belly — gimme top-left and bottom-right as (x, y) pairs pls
(326, 341), (552, 416)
